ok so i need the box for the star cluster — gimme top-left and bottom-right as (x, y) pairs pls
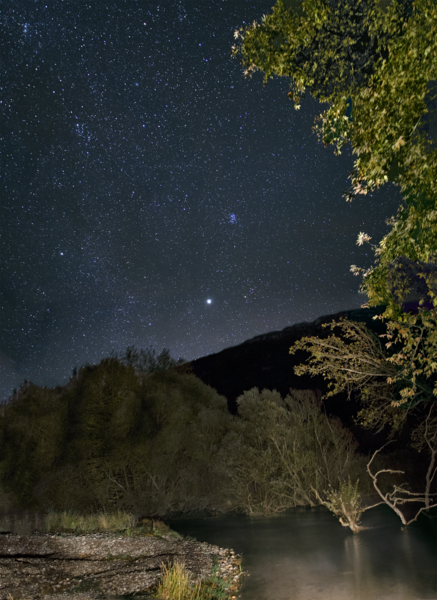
(1, 0), (404, 399)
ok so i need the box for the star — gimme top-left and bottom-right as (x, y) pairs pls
(0, 0), (406, 400)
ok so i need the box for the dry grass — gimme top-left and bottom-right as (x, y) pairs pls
(42, 507), (138, 533)
(154, 560), (236, 600)
(155, 561), (204, 600)
(0, 506), (180, 538)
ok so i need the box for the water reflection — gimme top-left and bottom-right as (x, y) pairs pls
(168, 505), (437, 600)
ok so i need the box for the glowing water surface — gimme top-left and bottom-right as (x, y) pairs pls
(169, 505), (437, 600)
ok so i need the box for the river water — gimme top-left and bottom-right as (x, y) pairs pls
(168, 505), (437, 600)
(1, 505), (436, 599)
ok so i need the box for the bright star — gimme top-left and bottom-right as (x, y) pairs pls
(206, 299), (212, 304)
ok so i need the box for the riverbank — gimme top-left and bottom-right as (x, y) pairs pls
(0, 509), (246, 600)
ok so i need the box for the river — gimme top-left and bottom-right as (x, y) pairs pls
(168, 505), (437, 600)
(1, 505), (436, 599)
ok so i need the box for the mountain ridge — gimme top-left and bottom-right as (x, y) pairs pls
(2, 304), (402, 453)
(186, 304), (397, 452)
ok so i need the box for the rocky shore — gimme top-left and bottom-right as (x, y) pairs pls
(0, 526), (245, 600)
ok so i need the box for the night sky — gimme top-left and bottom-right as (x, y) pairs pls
(1, 0), (405, 401)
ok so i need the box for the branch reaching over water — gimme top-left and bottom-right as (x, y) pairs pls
(367, 442), (437, 526)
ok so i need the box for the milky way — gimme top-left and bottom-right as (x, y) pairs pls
(1, 0), (405, 399)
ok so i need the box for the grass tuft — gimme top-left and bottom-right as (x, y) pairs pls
(154, 560), (235, 600)
(155, 561), (203, 600)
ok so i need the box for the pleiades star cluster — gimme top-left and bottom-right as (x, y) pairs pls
(1, 0), (405, 399)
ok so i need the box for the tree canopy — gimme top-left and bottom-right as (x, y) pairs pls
(289, 315), (437, 428)
(232, 0), (437, 322)
(232, 0), (437, 418)
(0, 358), (234, 515)
(234, 0), (412, 104)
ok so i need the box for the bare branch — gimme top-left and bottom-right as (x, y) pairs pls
(367, 440), (437, 526)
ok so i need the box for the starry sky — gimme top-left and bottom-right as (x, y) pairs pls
(1, 0), (406, 401)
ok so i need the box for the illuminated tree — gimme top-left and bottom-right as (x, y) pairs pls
(232, 0), (437, 321)
(233, 0), (436, 421)
(289, 315), (437, 524)
(218, 387), (369, 515)
(289, 315), (437, 425)
(234, 0), (413, 102)
(233, 0), (436, 199)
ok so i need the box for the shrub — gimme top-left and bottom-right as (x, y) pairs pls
(218, 387), (368, 514)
